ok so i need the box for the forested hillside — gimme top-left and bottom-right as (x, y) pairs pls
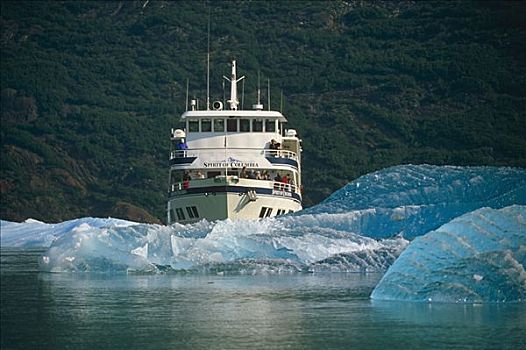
(1, 0), (525, 223)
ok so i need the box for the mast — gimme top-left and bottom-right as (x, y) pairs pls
(230, 60), (238, 110)
(223, 60), (245, 110)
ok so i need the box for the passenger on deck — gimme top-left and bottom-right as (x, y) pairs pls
(262, 170), (271, 180)
(177, 138), (188, 150)
(175, 138), (188, 157)
(183, 172), (191, 189)
(247, 169), (257, 179)
(281, 174), (289, 184)
(240, 166), (248, 178)
(195, 171), (205, 179)
(268, 139), (281, 157)
(276, 142), (282, 157)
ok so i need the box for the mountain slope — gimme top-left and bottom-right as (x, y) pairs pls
(1, 0), (525, 222)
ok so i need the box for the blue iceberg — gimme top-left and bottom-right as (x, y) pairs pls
(371, 205), (526, 303)
(306, 165), (526, 239)
(1, 165), (525, 276)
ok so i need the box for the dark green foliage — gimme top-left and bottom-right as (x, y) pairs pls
(1, 0), (525, 221)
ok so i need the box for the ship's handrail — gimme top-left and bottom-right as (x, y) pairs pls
(169, 176), (301, 195)
(170, 148), (297, 161)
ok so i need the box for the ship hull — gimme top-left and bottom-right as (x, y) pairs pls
(167, 180), (302, 224)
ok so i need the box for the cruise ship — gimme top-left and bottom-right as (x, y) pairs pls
(167, 60), (302, 224)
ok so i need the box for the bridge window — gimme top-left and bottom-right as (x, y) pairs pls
(253, 119), (263, 132)
(188, 120), (199, 132)
(213, 119), (225, 132)
(240, 119), (250, 132)
(265, 119), (275, 132)
(201, 119), (212, 132)
(227, 119), (237, 132)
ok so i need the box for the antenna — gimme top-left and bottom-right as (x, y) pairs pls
(280, 90), (283, 113)
(241, 78), (245, 110)
(222, 79), (225, 106)
(252, 70), (263, 110)
(206, 9), (211, 111)
(257, 71), (261, 105)
(185, 78), (189, 111)
(267, 78), (270, 111)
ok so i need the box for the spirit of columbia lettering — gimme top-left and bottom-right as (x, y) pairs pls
(203, 161), (260, 168)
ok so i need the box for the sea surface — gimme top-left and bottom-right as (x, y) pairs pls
(2, 249), (525, 350)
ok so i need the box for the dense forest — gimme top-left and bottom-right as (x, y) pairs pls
(1, 0), (525, 223)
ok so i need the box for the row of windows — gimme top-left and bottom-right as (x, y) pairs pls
(171, 206), (200, 221)
(259, 207), (294, 218)
(188, 118), (277, 133)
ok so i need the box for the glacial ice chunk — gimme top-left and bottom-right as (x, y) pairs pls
(37, 218), (407, 273)
(371, 205), (526, 303)
(0, 217), (137, 248)
(304, 165), (526, 239)
(2, 165), (525, 274)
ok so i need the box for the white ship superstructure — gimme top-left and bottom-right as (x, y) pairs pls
(167, 60), (302, 224)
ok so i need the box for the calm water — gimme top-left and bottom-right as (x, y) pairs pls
(1, 249), (525, 350)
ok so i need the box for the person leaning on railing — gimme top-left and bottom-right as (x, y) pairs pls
(176, 138), (188, 157)
(268, 139), (282, 157)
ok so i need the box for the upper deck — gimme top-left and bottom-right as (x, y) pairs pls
(169, 60), (301, 172)
(181, 109), (287, 122)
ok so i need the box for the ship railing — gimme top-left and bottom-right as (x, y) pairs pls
(170, 148), (297, 161)
(263, 149), (297, 160)
(169, 176), (301, 195)
(270, 181), (300, 194)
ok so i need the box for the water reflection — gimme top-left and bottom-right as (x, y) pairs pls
(370, 299), (526, 348)
(34, 273), (381, 349)
(371, 299), (526, 326)
(3, 250), (525, 350)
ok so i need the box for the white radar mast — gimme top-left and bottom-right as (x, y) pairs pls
(223, 60), (245, 110)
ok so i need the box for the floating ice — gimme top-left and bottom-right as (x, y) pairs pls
(371, 206), (526, 303)
(1, 165), (525, 275)
(37, 218), (408, 273)
(305, 165), (526, 239)
(0, 217), (136, 248)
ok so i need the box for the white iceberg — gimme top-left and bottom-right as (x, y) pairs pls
(0, 217), (136, 248)
(37, 218), (407, 273)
